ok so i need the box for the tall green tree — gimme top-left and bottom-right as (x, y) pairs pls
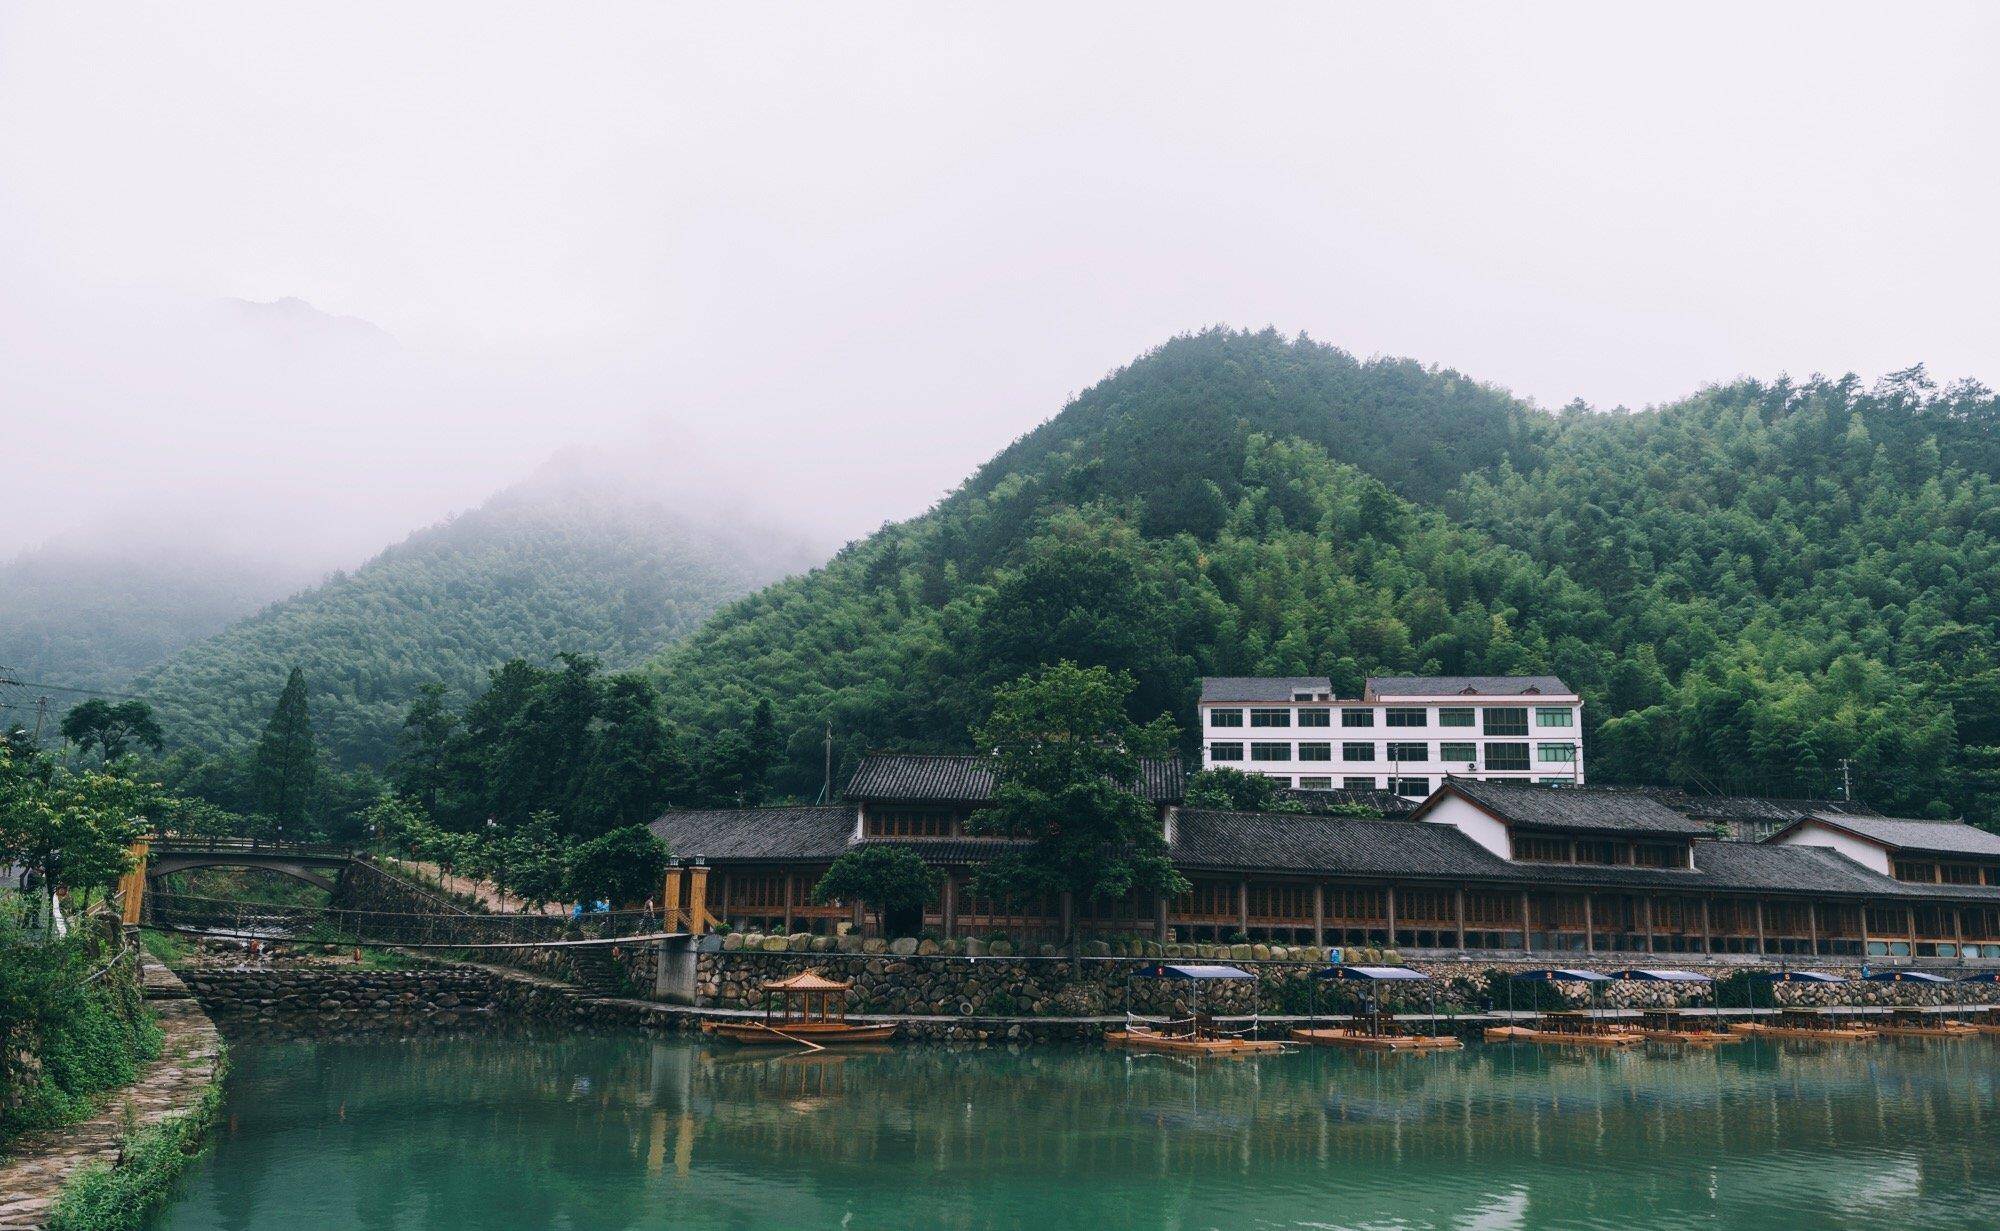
(0, 750), (153, 919)
(812, 846), (940, 938)
(250, 667), (317, 839)
(968, 662), (1186, 956)
(58, 699), (164, 763)
(577, 676), (689, 834)
(565, 825), (669, 908)
(391, 683), (460, 819)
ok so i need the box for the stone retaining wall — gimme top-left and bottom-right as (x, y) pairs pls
(175, 966), (585, 1032)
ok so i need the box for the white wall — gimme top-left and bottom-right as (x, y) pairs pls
(1419, 794), (1513, 860)
(1772, 821), (1892, 875)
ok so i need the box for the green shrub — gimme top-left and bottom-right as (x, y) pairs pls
(48, 1050), (227, 1231)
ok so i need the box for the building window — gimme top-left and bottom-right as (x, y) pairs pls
(1893, 861), (1936, 883)
(1439, 742), (1476, 764)
(1574, 839), (1619, 865)
(1515, 836), (1569, 862)
(1250, 708), (1291, 728)
(1391, 777), (1429, 797)
(1386, 742), (1428, 763)
(1341, 708), (1375, 728)
(1439, 707), (1474, 727)
(1483, 707), (1529, 736)
(1210, 708), (1244, 728)
(1298, 742), (1332, 762)
(867, 809), (954, 838)
(1484, 743), (1530, 771)
(1535, 706), (1574, 727)
(1633, 843), (1684, 869)
(1263, 775), (1292, 787)
(1386, 707), (1426, 727)
(1941, 864), (1985, 885)
(1250, 742), (1290, 762)
(1536, 743), (1576, 764)
(1343, 776), (1378, 791)
(1298, 775), (1333, 790)
(1342, 742), (1375, 762)
(1537, 777), (1570, 786)
(1298, 708), (1331, 727)
(1209, 742), (1244, 762)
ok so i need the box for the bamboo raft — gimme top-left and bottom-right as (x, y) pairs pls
(706, 969), (898, 1049)
(1106, 1026), (1286, 1056)
(1635, 1011), (1744, 1046)
(1483, 1023), (1645, 1047)
(1290, 1027), (1461, 1052)
(1873, 1011), (1980, 1039)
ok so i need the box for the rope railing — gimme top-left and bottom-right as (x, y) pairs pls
(143, 890), (675, 950)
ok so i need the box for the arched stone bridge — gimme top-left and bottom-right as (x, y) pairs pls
(144, 836), (359, 893)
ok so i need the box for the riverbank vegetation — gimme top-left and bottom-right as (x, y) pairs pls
(45, 1051), (225, 1231)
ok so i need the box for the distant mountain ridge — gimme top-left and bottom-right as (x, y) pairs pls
(133, 475), (823, 767)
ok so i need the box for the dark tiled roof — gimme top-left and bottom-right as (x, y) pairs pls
(648, 806), (852, 863)
(1790, 813), (2000, 859)
(1280, 788), (1420, 817)
(1435, 778), (1712, 836)
(1658, 793), (1882, 824)
(850, 838), (1028, 866)
(843, 753), (1184, 804)
(1199, 676), (1331, 703)
(1365, 675), (1573, 698)
(1174, 811), (1508, 878)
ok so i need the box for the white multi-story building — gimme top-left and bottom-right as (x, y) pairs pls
(1197, 675), (1584, 798)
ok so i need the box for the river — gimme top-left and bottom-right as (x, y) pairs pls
(152, 1031), (2000, 1230)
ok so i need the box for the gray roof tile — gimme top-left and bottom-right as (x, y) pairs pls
(1198, 677), (1332, 703)
(1436, 778), (1713, 836)
(843, 752), (1184, 804)
(648, 806), (852, 863)
(1791, 813), (2000, 859)
(1365, 675), (1574, 698)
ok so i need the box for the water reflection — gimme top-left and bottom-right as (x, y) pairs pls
(155, 1031), (2000, 1231)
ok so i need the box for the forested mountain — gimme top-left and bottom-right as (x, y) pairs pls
(0, 546), (308, 693)
(135, 478), (821, 767)
(647, 329), (2000, 826)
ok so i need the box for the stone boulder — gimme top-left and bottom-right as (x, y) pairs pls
(963, 938), (986, 957)
(721, 932), (744, 951)
(889, 937), (919, 956)
(761, 936), (790, 953)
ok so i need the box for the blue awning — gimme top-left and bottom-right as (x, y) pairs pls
(1316, 965), (1429, 982)
(1609, 969), (1712, 984)
(1746, 970), (1847, 984)
(1861, 969), (1953, 984)
(1133, 963), (1255, 981)
(1957, 970), (2000, 984)
(1510, 968), (1611, 983)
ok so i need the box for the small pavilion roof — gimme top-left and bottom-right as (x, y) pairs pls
(1609, 969), (1712, 984)
(1860, 969), (1953, 984)
(1316, 965), (1429, 982)
(762, 970), (852, 993)
(1510, 968), (1611, 983)
(1745, 969), (1846, 984)
(1134, 963), (1254, 981)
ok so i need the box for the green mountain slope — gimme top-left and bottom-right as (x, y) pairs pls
(136, 479), (820, 767)
(649, 330), (2000, 825)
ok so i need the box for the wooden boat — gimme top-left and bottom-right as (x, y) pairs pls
(703, 1019), (899, 1046)
(1106, 1025), (1286, 1056)
(706, 969), (898, 1048)
(1635, 1010), (1744, 1046)
(1291, 1026), (1461, 1051)
(1484, 1012), (1643, 1048)
(1729, 1011), (1875, 1041)
(1874, 1009), (1979, 1039)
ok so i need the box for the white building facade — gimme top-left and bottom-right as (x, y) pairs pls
(1197, 674), (1584, 797)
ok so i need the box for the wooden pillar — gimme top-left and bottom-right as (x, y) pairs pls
(687, 866), (711, 936)
(1641, 896), (1655, 954)
(1954, 905), (1965, 956)
(943, 874), (959, 939)
(1312, 883), (1325, 948)
(1520, 891), (1533, 954)
(1455, 887), (1467, 952)
(661, 866), (684, 931)
(1583, 894), (1595, 954)
(1061, 890), (1076, 942)
(1753, 900), (1766, 956)
(784, 872), (797, 934)
(1860, 905), (1871, 958)
(1907, 905), (1919, 955)
(1385, 884), (1398, 945)
(1154, 893), (1169, 944)
(1237, 879), (1249, 936)
(117, 840), (150, 927)
(1807, 900), (1819, 957)
(1701, 897), (1714, 955)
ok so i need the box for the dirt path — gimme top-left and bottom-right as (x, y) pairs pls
(384, 859), (563, 915)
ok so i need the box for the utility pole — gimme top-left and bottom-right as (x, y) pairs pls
(31, 696), (49, 747)
(819, 723), (834, 804)
(1839, 758), (1852, 803)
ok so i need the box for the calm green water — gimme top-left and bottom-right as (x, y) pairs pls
(153, 1031), (2000, 1230)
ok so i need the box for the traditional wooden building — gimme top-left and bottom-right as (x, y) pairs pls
(648, 756), (2000, 963)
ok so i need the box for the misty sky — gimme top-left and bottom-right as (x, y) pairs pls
(2, 3), (1995, 568)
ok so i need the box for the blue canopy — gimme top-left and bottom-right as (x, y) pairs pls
(1316, 965), (1429, 982)
(1510, 968), (1610, 983)
(1746, 970), (1846, 984)
(1862, 969), (1952, 984)
(1957, 970), (2000, 984)
(1133, 963), (1254, 981)
(1609, 969), (1712, 984)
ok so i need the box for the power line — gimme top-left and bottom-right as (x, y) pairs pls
(0, 675), (152, 700)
